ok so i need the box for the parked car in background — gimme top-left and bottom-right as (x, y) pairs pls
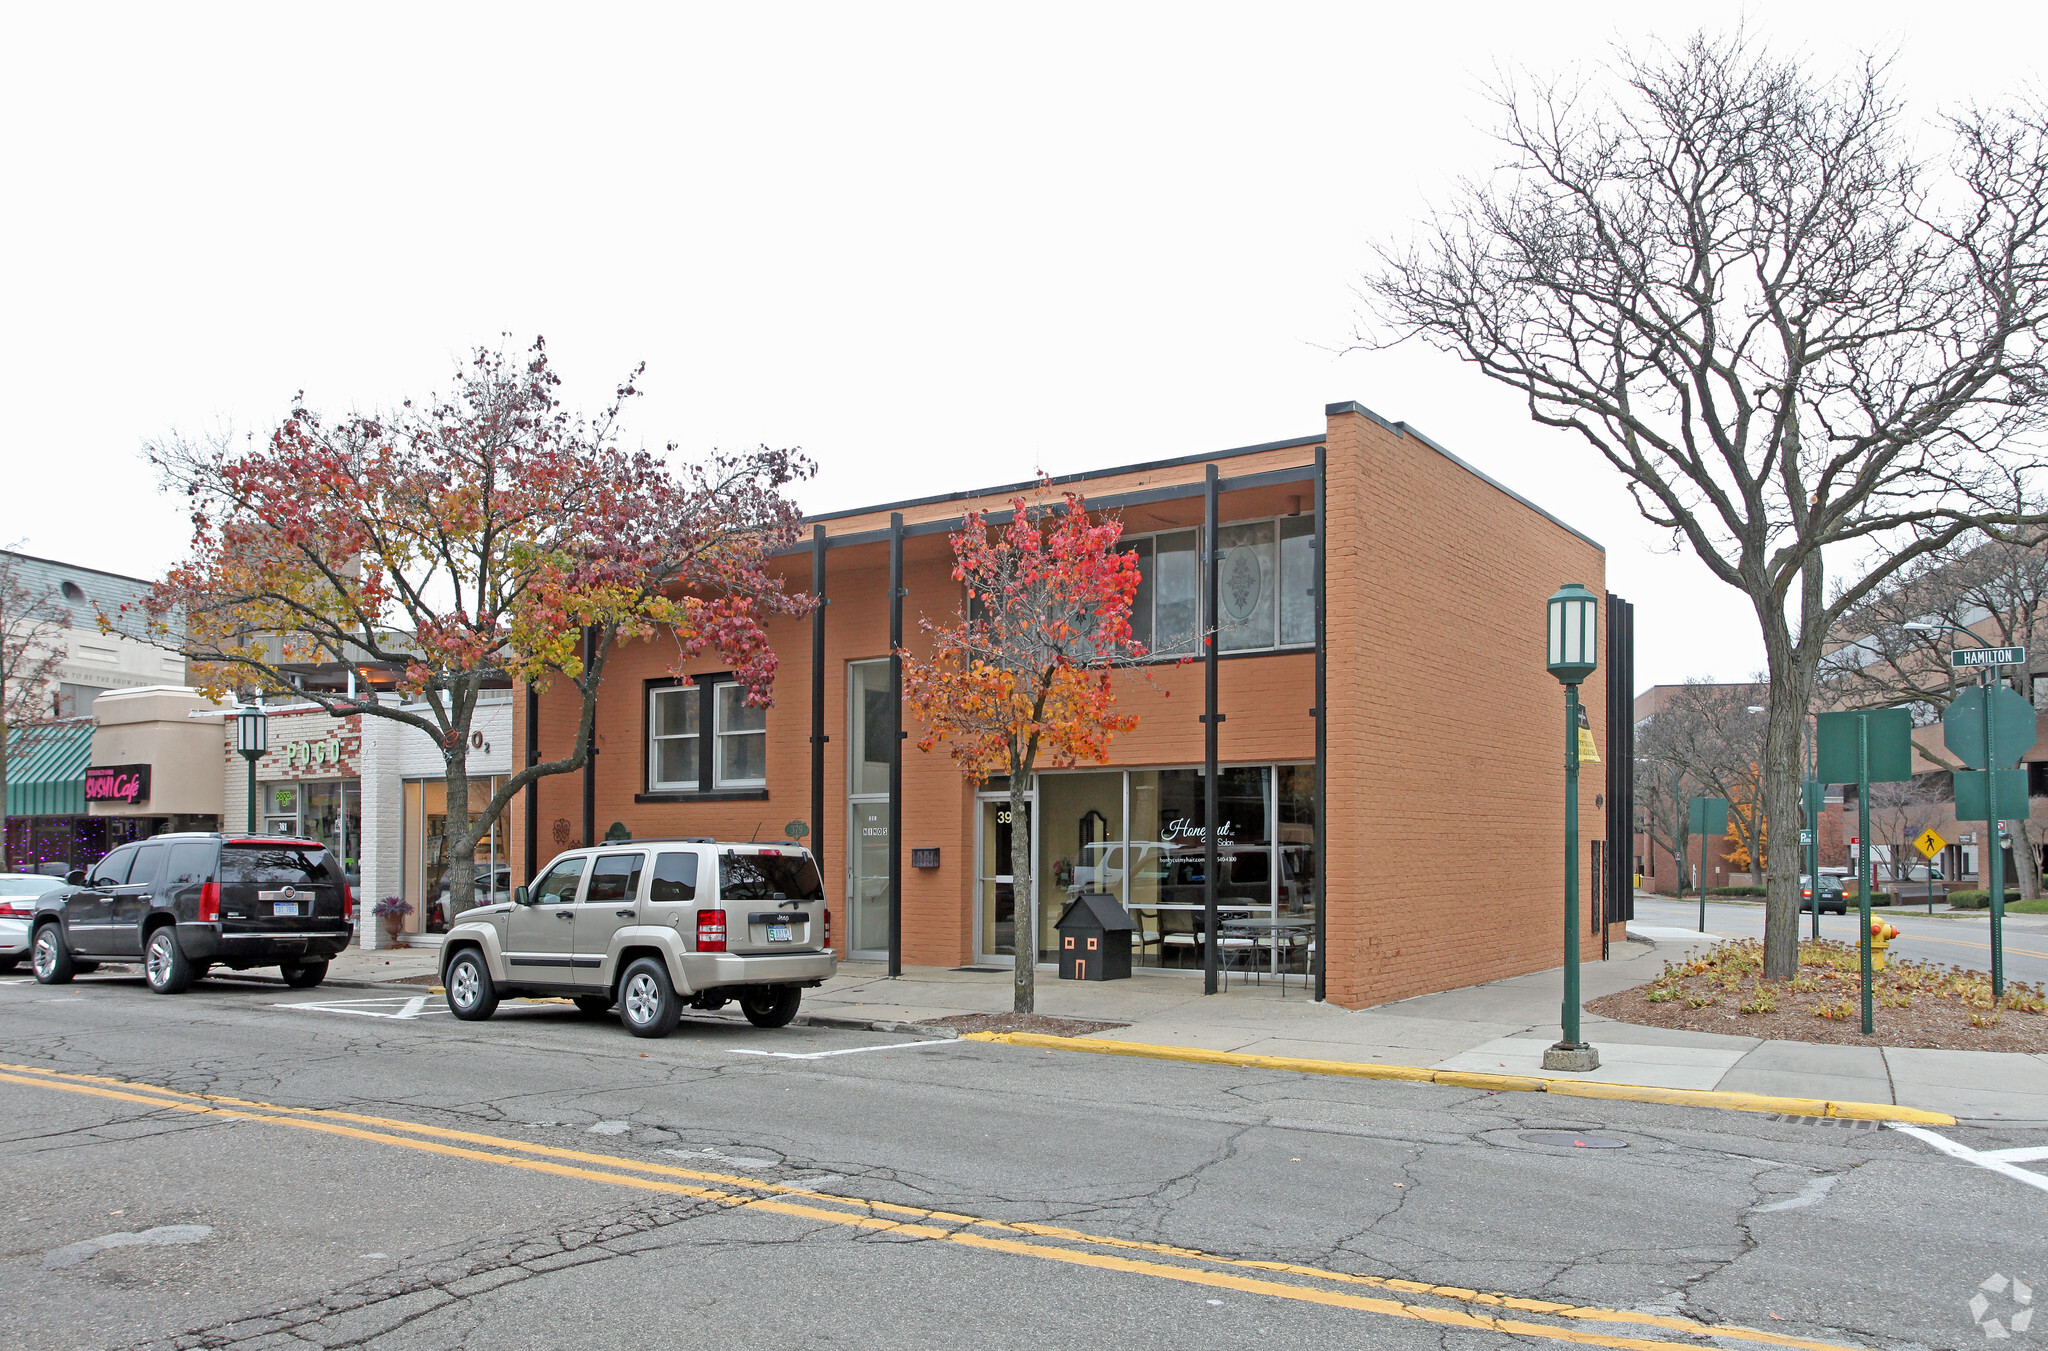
(30, 834), (354, 993)
(1799, 873), (1846, 915)
(0, 873), (70, 972)
(431, 867), (514, 930)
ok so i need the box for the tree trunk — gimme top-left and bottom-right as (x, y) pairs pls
(439, 687), (481, 924)
(2015, 817), (2041, 901)
(1009, 775), (1034, 1014)
(1761, 636), (1820, 982)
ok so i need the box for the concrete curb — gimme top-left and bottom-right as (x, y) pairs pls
(959, 1031), (1958, 1126)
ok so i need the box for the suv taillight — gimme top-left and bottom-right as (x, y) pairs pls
(199, 881), (220, 922)
(696, 908), (728, 953)
(342, 883), (355, 922)
(823, 907), (831, 950)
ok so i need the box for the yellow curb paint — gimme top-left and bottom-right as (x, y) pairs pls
(960, 1032), (1958, 1126)
(0, 1061), (1862, 1351)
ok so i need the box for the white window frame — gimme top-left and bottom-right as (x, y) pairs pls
(647, 685), (703, 792)
(713, 683), (767, 789)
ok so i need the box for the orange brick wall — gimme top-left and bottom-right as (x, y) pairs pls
(1321, 406), (1609, 1008)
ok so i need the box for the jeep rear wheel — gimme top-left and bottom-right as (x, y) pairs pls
(444, 949), (498, 1021)
(618, 957), (681, 1039)
(31, 924), (73, 984)
(739, 984), (802, 1029)
(145, 927), (195, 994)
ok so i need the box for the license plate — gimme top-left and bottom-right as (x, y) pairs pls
(768, 923), (792, 942)
(273, 901), (299, 916)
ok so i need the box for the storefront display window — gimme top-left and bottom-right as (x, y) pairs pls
(403, 777), (504, 933)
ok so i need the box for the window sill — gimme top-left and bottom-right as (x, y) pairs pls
(636, 789), (770, 803)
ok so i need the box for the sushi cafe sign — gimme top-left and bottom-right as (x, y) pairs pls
(85, 764), (152, 805)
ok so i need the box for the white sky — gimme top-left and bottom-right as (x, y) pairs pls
(4, 2), (2043, 692)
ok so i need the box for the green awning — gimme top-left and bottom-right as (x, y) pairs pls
(6, 720), (93, 818)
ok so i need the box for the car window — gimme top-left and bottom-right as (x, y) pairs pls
(221, 846), (335, 886)
(90, 846), (137, 888)
(717, 852), (825, 902)
(586, 854), (644, 904)
(650, 852), (698, 903)
(0, 875), (62, 897)
(166, 842), (216, 885)
(126, 844), (168, 887)
(530, 858), (585, 905)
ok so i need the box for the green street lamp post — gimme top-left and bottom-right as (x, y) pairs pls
(235, 698), (268, 833)
(1543, 583), (1601, 1073)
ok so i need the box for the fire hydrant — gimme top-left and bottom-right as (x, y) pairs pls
(1869, 916), (1900, 971)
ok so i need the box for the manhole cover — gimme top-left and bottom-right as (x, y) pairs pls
(1519, 1131), (1628, 1149)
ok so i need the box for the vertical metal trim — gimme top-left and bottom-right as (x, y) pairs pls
(580, 626), (597, 850)
(888, 512), (904, 979)
(1313, 446), (1327, 1003)
(811, 525), (827, 880)
(1203, 464), (1220, 996)
(523, 681), (539, 882)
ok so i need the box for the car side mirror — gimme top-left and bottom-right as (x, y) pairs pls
(513, 886), (532, 906)
(65, 869), (86, 885)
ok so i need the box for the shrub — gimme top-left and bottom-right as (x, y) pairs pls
(1708, 886), (1767, 897)
(1947, 889), (2019, 909)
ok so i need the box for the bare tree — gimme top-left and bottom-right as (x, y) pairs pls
(0, 551), (71, 872)
(1821, 522), (2048, 895)
(1634, 680), (1770, 890)
(1362, 34), (2048, 979)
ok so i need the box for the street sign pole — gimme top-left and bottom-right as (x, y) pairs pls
(1804, 775), (1822, 942)
(1983, 668), (2007, 1000)
(1857, 718), (1874, 1036)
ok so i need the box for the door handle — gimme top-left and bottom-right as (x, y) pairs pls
(615, 909), (636, 918)
(555, 911), (575, 921)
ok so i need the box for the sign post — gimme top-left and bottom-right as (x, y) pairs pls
(1803, 779), (1824, 941)
(1688, 796), (1730, 933)
(1943, 656), (2036, 1001)
(1817, 707), (1914, 1035)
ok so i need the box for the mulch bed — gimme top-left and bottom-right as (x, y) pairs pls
(917, 1012), (1130, 1038)
(1587, 939), (2048, 1053)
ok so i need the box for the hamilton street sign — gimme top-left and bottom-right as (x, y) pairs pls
(1950, 646), (2026, 669)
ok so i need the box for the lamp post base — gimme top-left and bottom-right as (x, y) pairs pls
(1541, 1043), (1601, 1073)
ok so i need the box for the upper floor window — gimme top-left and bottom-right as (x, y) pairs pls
(1123, 515), (1315, 658)
(648, 677), (767, 793)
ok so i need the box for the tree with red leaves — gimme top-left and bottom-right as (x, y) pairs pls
(129, 338), (811, 918)
(0, 551), (70, 874)
(902, 482), (1154, 1013)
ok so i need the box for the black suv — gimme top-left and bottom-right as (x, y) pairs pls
(30, 833), (355, 994)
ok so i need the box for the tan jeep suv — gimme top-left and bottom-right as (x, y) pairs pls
(439, 839), (835, 1038)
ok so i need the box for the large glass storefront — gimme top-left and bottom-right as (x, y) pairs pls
(401, 777), (506, 933)
(846, 660), (895, 957)
(976, 764), (1317, 969)
(258, 779), (361, 889)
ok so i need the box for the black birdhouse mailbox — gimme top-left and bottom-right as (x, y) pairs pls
(1054, 893), (1136, 981)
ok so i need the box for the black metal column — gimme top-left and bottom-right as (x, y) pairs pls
(580, 625), (597, 849)
(1202, 465), (1221, 996)
(811, 525), (828, 879)
(523, 681), (539, 882)
(1312, 446), (1327, 1002)
(1604, 592), (1636, 956)
(887, 512), (904, 978)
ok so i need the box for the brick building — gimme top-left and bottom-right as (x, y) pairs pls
(511, 401), (1625, 1010)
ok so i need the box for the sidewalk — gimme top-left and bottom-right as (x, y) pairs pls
(806, 931), (2048, 1125)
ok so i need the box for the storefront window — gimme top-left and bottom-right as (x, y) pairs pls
(1029, 770), (1123, 963)
(405, 777), (503, 933)
(301, 781), (362, 887)
(1123, 516), (1315, 659)
(849, 660), (893, 797)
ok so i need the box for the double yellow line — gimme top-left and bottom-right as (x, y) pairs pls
(0, 1061), (1860, 1351)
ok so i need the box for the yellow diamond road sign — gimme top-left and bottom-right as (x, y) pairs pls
(1914, 827), (1948, 861)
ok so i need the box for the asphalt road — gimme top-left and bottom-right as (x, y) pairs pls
(1634, 895), (2048, 990)
(2, 969), (2044, 1351)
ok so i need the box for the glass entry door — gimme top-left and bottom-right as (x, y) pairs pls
(849, 800), (891, 957)
(976, 792), (1035, 963)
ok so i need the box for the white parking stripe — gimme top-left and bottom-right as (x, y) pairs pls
(1889, 1124), (2048, 1194)
(273, 996), (448, 1020)
(727, 1040), (955, 1060)
(1980, 1146), (2048, 1164)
